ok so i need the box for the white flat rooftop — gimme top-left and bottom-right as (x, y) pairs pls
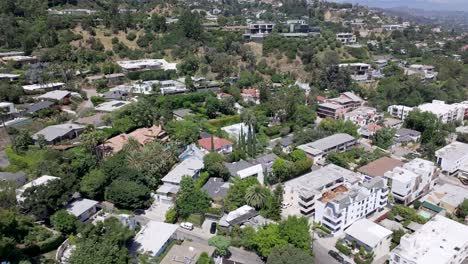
(132, 221), (178, 256)
(391, 215), (468, 264)
(345, 218), (392, 248)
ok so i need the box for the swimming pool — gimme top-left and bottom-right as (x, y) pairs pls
(418, 211), (432, 219)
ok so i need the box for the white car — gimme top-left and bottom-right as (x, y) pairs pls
(180, 222), (194, 230)
(281, 202), (291, 209)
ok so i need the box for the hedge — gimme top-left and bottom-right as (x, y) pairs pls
(335, 240), (351, 256)
(205, 207), (223, 217)
(22, 233), (65, 256)
(186, 213), (205, 226)
(207, 115), (241, 130)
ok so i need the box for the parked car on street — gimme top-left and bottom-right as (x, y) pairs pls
(328, 250), (344, 263)
(180, 222), (194, 230)
(210, 222), (217, 234)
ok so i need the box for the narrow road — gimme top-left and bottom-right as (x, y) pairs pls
(313, 240), (342, 264)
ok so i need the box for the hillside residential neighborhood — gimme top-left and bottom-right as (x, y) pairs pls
(1, 0), (468, 264)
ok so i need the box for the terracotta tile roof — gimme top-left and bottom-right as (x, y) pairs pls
(367, 123), (382, 132)
(316, 96), (327, 101)
(241, 88), (260, 98)
(198, 136), (233, 151)
(357, 157), (405, 177)
(100, 125), (166, 154)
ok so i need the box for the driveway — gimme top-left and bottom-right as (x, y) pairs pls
(142, 200), (172, 222)
(0, 149), (10, 168)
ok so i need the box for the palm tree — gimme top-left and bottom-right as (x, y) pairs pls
(245, 185), (267, 209)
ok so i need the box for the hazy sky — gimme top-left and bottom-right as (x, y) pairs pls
(334, 0), (468, 11)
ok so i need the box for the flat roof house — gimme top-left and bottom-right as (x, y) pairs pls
(65, 198), (99, 222)
(389, 215), (468, 264)
(297, 133), (356, 162)
(16, 175), (60, 202)
(221, 123), (250, 141)
(94, 100), (131, 112)
(421, 183), (468, 214)
(132, 221), (178, 257)
(384, 158), (438, 205)
(32, 123), (85, 145)
(22, 82), (64, 93)
(435, 141), (468, 175)
(0, 73), (21, 82)
(345, 219), (392, 260)
(117, 59), (177, 72)
(317, 92), (364, 119)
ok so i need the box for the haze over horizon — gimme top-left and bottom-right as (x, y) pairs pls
(332, 0), (468, 12)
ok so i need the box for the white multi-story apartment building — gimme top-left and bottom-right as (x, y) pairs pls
(336, 32), (356, 44)
(388, 100), (468, 123)
(435, 141), (468, 175)
(281, 164), (361, 218)
(384, 158), (438, 205)
(417, 100), (465, 123)
(389, 215), (468, 264)
(387, 105), (414, 120)
(314, 177), (389, 234)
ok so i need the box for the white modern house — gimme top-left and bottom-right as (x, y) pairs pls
(387, 105), (414, 120)
(132, 221), (179, 257)
(221, 123), (250, 141)
(389, 215), (468, 264)
(95, 100), (131, 112)
(336, 33), (356, 44)
(384, 158), (438, 205)
(116, 59), (177, 72)
(344, 219), (392, 260)
(22, 82), (65, 93)
(64, 198), (99, 222)
(0, 102), (17, 114)
(314, 177), (389, 234)
(435, 141), (468, 175)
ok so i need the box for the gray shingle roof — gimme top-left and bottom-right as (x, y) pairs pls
(32, 123), (85, 142)
(25, 101), (54, 113)
(224, 160), (254, 176)
(202, 177), (231, 200)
